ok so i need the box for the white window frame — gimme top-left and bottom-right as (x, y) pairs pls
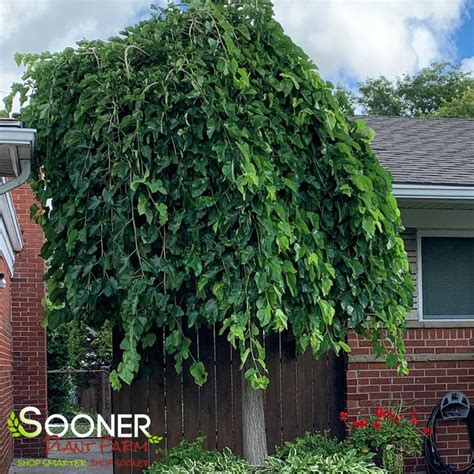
(0, 190), (23, 275)
(417, 229), (474, 321)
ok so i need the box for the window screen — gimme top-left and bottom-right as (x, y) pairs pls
(422, 237), (474, 320)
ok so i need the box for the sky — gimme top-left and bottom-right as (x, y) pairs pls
(0, 0), (473, 110)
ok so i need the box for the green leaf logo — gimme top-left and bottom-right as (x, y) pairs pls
(7, 412), (22, 438)
(7, 411), (38, 438)
(146, 433), (163, 445)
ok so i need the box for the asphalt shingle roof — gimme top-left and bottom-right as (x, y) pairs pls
(359, 116), (474, 187)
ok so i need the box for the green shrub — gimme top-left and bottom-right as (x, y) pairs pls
(146, 435), (383, 473)
(275, 431), (350, 459)
(146, 438), (251, 473)
(265, 449), (385, 473)
(155, 453), (253, 473)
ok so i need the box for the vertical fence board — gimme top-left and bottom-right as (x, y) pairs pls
(198, 327), (217, 450)
(327, 351), (345, 439)
(148, 330), (166, 463)
(231, 347), (243, 455)
(165, 332), (184, 448)
(313, 353), (330, 432)
(113, 384), (132, 474)
(215, 335), (234, 451)
(112, 330), (132, 474)
(130, 370), (150, 473)
(280, 331), (298, 443)
(264, 333), (282, 454)
(296, 350), (314, 436)
(183, 328), (200, 442)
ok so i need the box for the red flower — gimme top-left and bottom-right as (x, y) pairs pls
(353, 419), (368, 428)
(423, 426), (433, 436)
(371, 421), (382, 430)
(387, 410), (395, 419)
(410, 417), (419, 425)
(411, 408), (418, 417)
(375, 407), (386, 419)
(339, 411), (349, 422)
(394, 415), (403, 424)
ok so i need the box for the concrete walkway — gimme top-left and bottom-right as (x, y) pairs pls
(9, 439), (112, 474)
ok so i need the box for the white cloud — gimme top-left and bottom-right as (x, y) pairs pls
(0, 0), (470, 111)
(273, 0), (467, 83)
(461, 56), (474, 73)
(0, 0), (156, 109)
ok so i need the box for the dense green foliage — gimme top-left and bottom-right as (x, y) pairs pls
(436, 88), (474, 118)
(7, 0), (412, 390)
(356, 62), (474, 117)
(146, 435), (383, 473)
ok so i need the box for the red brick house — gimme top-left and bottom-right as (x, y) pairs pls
(347, 116), (474, 472)
(0, 183), (47, 471)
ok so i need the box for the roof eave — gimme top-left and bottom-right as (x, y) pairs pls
(393, 184), (474, 200)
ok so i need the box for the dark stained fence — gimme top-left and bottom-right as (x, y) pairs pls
(112, 327), (345, 473)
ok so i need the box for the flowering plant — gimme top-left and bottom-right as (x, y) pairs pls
(340, 404), (432, 470)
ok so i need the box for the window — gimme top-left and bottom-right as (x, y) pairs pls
(421, 236), (474, 320)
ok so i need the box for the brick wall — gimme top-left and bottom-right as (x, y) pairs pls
(10, 185), (47, 458)
(347, 328), (474, 473)
(0, 258), (13, 471)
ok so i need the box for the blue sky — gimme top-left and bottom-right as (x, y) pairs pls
(455, 3), (474, 61)
(1, 0), (473, 109)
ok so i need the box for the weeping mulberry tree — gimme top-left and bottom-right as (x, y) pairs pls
(7, 0), (413, 463)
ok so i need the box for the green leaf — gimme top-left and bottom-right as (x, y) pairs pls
(147, 180), (167, 195)
(351, 174), (373, 193)
(137, 195), (153, 224)
(274, 309), (288, 332)
(321, 277), (333, 296)
(190, 361), (208, 386)
(318, 300), (335, 325)
(338, 340), (352, 353)
(276, 235), (289, 253)
(257, 303), (272, 326)
(324, 110), (336, 131)
(155, 203), (168, 225)
(142, 333), (157, 349)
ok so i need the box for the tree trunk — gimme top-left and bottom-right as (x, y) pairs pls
(241, 372), (268, 465)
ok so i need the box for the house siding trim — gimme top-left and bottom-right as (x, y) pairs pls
(394, 184), (474, 200)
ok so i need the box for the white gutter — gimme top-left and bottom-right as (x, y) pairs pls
(393, 184), (474, 200)
(0, 126), (36, 195)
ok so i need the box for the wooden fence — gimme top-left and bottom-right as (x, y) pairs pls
(112, 328), (345, 473)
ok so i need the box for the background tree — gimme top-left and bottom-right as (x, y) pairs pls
(357, 76), (404, 116)
(7, 0), (413, 463)
(333, 84), (356, 116)
(47, 309), (112, 418)
(435, 88), (474, 118)
(357, 62), (474, 116)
